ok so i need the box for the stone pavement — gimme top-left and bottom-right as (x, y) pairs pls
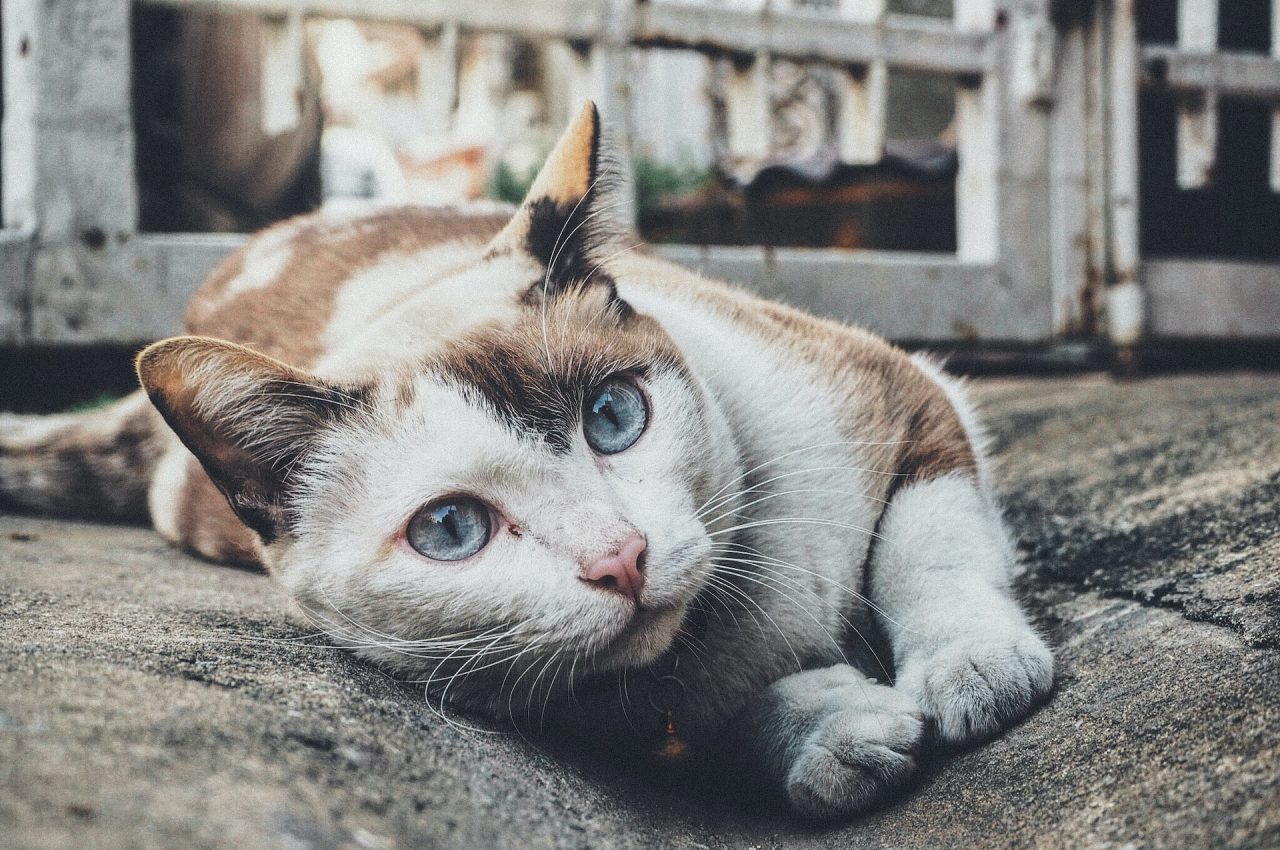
(2, 374), (1277, 849)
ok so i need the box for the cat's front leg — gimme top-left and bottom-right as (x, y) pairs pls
(732, 664), (924, 819)
(870, 474), (1054, 744)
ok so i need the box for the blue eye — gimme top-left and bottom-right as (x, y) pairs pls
(583, 377), (647, 455)
(407, 497), (491, 561)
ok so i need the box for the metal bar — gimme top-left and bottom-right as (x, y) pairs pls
(1142, 46), (1280, 100)
(139, 0), (994, 75)
(1143, 259), (1280, 338)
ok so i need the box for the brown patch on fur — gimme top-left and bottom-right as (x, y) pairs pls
(611, 253), (977, 498)
(0, 392), (165, 521)
(137, 336), (370, 543)
(186, 206), (510, 369)
(174, 453), (261, 567)
(432, 284), (682, 451)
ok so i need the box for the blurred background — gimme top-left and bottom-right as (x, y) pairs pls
(2, 0), (1278, 409)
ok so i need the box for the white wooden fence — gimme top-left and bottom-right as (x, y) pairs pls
(1, 0), (1277, 356)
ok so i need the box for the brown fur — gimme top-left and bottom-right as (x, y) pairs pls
(187, 206), (510, 368)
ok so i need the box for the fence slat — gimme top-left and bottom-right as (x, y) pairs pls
(836, 0), (886, 165)
(1272, 0), (1280, 191)
(417, 21), (458, 135)
(724, 51), (771, 171)
(1106, 0), (1143, 351)
(953, 0), (998, 264)
(259, 9), (305, 136)
(1174, 0), (1218, 188)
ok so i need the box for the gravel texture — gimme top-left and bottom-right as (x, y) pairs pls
(2, 374), (1277, 849)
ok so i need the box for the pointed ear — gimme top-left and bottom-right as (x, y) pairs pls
(487, 100), (628, 295)
(136, 337), (367, 543)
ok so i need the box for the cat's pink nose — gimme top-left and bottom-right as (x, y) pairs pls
(579, 533), (647, 604)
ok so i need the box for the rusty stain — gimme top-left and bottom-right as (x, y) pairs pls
(952, 320), (979, 340)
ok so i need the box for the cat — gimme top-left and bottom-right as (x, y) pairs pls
(0, 102), (1052, 819)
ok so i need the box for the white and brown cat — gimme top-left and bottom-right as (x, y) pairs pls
(0, 103), (1052, 819)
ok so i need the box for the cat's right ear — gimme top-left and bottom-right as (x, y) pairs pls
(136, 337), (367, 544)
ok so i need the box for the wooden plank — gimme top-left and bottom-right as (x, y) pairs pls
(724, 52), (771, 167)
(657, 246), (1044, 341)
(1048, 24), (1092, 335)
(3, 0), (141, 345)
(0, 230), (33, 343)
(140, 0), (994, 76)
(835, 0), (887, 165)
(1173, 0), (1218, 189)
(1106, 0), (1143, 350)
(1142, 46), (1280, 100)
(1272, 0), (1280, 191)
(1144, 259), (1280, 338)
(953, 0), (999, 264)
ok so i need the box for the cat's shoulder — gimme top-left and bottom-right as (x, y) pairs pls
(183, 203), (513, 366)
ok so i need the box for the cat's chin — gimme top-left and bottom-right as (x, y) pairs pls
(594, 600), (688, 670)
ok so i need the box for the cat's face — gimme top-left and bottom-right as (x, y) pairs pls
(137, 103), (743, 688)
(280, 286), (738, 676)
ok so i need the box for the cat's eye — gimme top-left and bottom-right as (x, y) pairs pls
(583, 376), (647, 455)
(406, 497), (491, 562)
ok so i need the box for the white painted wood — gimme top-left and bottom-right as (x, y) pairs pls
(1144, 259), (1280, 337)
(1176, 90), (1217, 189)
(1177, 0), (1217, 52)
(834, 0), (886, 165)
(836, 63), (887, 164)
(1011, 6), (1055, 107)
(954, 82), (1000, 264)
(725, 52), (772, 167)
(1048, 24), (1091, 335)
(952, 0), (999, 265)
(3, 0), (141, 344)
(1140, 46), (1280, 98)
(1106, 0), (1143, 348)
(1174, 0), (1218, 189)
(0, 230), (33, 343)
(417, 21), (459, 135)
(1272, 0), (1280, 191)
(259, 9), (305, 136)
(659, 245), (1038, 341)
(143, 0), (995, 76)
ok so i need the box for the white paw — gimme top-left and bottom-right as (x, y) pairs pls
(898, 631), (1053, 745)
(783, 681), (924, 820)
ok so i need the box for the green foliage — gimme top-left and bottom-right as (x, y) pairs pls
(64, 393), (121, 414)
(632, 158), (711, 218)
(487, 154), (711, 219)
(488, 160), (538, 205)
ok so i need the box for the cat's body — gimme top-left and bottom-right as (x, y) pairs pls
(0, 105), (1051, 818)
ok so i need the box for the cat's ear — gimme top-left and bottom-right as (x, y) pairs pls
(136, 337), (366, 543)
(487, 100), (628, 296)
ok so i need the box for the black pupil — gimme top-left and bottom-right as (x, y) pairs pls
(597, 393), (620, 428)
(441, 508), (459, 541)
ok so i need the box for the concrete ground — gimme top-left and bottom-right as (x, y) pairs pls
(1, 374), (1277, 850)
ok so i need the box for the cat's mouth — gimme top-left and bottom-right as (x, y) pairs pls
(593, 598), (688, 669)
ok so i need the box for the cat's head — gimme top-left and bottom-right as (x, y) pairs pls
(137, 104), (741, 690)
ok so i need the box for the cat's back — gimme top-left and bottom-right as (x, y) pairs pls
(184, 204), (512, 369)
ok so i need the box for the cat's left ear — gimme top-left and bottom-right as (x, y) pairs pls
(487, 100), (628, 295)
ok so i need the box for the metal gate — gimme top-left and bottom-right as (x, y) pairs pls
(1, 0), (1277, 357)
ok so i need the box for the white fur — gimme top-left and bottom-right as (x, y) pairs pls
(869, 475), (1053, 743)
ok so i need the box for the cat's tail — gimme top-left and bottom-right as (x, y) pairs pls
(0, 390), (163, 522)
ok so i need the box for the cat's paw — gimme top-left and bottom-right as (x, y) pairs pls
(897, 631), (1053, 745)
(783, 685), (923, 820)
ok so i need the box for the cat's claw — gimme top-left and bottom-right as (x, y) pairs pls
(783, 684), (924, 820)
(897, 631), (1053, 745)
